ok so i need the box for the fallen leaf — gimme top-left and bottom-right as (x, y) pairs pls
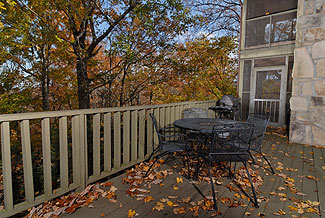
(152, 202), (164, 211)
(296, 192), (307, 196)
(173, 186), (179, 190)
(257, 212), (265, 217)
(245, 212), (252, 216)
(176, 177), (183, 184)
(167, 201), (174, 207)
(173, 207), (186, 214)
(182, 197), (191, 203)
(144, 196), (154, 203)
(306, 175), (319, 181)
(128, 209), (136, 217)
(109, 186), (117, 192)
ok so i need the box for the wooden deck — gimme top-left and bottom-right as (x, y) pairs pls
(61, 129), (325, 218)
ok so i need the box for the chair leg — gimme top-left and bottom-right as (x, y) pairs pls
(207, 162), (218, 211)
(259, 150), (275, 174)
(147, 147), (160, 161)
(249, 151), (256, 164)
(242, 161), (259, 208)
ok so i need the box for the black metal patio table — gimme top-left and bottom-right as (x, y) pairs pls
(174, 118), (238, 134)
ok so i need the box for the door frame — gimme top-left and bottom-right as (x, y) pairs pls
(249, 65), (288, 126)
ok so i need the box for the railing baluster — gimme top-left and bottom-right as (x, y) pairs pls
(165, 107), (171, 126)
(114, 112), (121, 169)
(93, 114), (101, 177)
(123, 111), (130, 165)
(104, 113), (111, 172)
(1, 122), (14, 212)
(170, 106), (175, 124)
(41, 118), (52, 196)
(159, 107), (165, 128)
(72, 116), (80, 185)
(138, 110), (145, 160)
(153, 108), (159, 150)
(20, 120), (35, 203)
(131, 110), (138, 162)
(146, 109), (153, 157)
(59, 117), (69, 190)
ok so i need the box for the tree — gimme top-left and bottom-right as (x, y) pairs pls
(150, 36), (238, 103)
(185, 0), (242, 36)
(0, 0), (69, 111)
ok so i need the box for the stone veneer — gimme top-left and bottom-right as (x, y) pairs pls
(290, 0), (325, 146)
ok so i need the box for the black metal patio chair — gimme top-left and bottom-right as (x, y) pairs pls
(197, 123), (259, 211)
(246, 113), (274, 174)
(144, 113), (191, 177)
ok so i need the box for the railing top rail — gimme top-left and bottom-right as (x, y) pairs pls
(0, 100), (217, 122)
(253, 99), (280, 102)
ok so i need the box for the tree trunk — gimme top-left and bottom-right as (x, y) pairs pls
(41, 75), (50, 111)
(77, 57), (90, 109)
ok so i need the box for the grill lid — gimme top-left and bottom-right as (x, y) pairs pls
(216, 95), (239, 107)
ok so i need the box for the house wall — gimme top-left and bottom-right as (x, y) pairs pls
(290, 0), (325, 145)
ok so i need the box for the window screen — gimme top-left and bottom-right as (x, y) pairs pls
(271, 12), (297, 43)
(243, 60), (252, 92)
(255, 70), (282, 99)
(245, 17), (270, 47)
(247, 0), (297, 19)
(241, 93), (250, 121)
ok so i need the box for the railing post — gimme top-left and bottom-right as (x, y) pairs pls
(79, 114), (87, 189)
(1, 122), (14, 212)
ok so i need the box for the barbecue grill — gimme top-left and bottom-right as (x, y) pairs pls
(209, 95), (240, 120)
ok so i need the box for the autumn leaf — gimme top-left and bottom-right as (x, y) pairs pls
(152, 202), (165, 211)
(226, 184), (239, 193)
(306, 175), (319, 181)
(173, 186), (179, 190)
(128, 209), (136, 217)
(176, 177), (183, 184)
(182, 197), (191, 203)
(144, 196), (154, 203)
(102, 182), (113, 187)
(167, 201), (174, 207)
(109, 186), (117, 192)
(245, 212), (252, 216)
(273, 209), (285, 216)
(173, 207), (186, 214)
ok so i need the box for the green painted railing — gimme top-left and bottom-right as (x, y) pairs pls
(0, 100), (216, 217)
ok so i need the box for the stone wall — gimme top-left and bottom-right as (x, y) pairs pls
(290, 0), (325, 145)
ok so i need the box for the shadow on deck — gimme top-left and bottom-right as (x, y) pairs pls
(56, 128), (325, 217)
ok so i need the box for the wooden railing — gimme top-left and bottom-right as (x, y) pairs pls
(0, 100), (216, 217)
(253, 99), (280, 123)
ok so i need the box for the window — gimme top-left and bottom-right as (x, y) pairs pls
(245, 0), (297, 48)
(247, 0), (297, 19)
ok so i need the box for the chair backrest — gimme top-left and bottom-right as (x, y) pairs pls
(210, 123), (254, 152)
(149, 113), (163, 145)
(246, 113), (269, 146)
(183, 108), (208, 118)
